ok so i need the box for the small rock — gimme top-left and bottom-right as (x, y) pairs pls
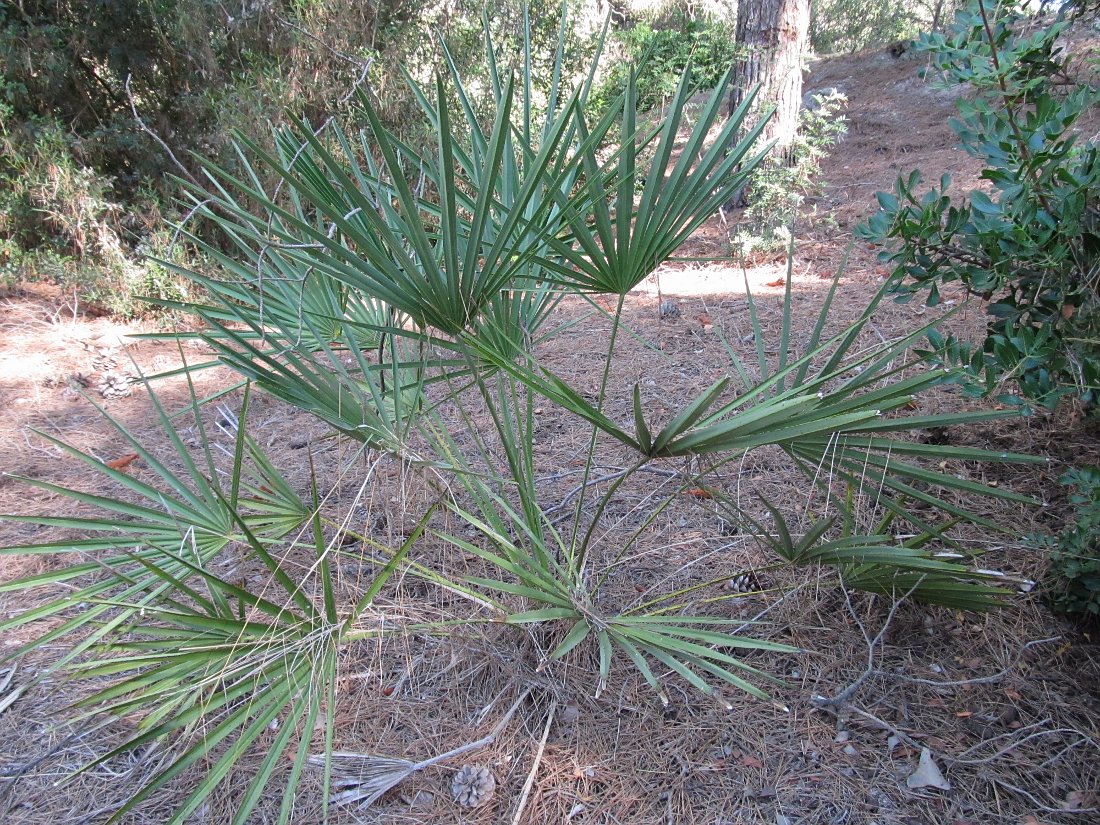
(835, 731), (850, 744)
(659, 299), (680, 319)
(843, 744), (858, 757)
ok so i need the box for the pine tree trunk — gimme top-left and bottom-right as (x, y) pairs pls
(728, 0), (811, 166)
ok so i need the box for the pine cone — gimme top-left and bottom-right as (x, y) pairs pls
(726, 570), (763, 594)
(98, 371), (135, 399)
(91, 347), (118, 370)
(451, 764), (495, 808)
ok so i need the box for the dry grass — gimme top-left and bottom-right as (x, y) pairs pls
(2, 36), (1100, 825)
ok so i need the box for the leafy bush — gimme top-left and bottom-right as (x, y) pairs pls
(812, 0), (920, 53)
(0, 119), (197, 314)
(731, 89), (848, 258)
(0, 0), (590, 313)
(859, 0), (1100, 409)
(588, 12), (741, 114)
(1030, 467), (1100, 618)
(0, 13), (1043, 823)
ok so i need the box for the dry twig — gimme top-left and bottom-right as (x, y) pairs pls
(511, 698), (556, 825)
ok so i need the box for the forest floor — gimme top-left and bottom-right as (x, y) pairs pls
(2, 33), (1100, 825)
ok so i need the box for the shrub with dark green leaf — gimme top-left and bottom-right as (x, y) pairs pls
(1030, 466), (1100, 618)
(588, 13), (741, 115)
(858, 0), (1100, 410)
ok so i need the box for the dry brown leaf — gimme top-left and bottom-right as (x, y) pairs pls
(105, 453), (140, 472)
(906, 747), (951, 791)
(765, 278), (786, 287)
(697, 312), (713, 327)
(1061, 790), (1087, 811)
(684, 487), (713, 499)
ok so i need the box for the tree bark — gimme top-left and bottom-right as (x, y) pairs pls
(728, 0), (811, 165)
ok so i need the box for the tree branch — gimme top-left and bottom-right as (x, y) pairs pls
(125, 75), (201, 187)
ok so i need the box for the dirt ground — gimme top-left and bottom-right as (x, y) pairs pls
(2, 34), (1100, 825)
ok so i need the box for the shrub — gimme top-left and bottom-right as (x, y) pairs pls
(588, 12), (741, 115)
(0, 119), (196, 315)
(812, 0), (919, 53)
(859, 0), (1100, 410)
(1030, 467), (1100, 618)
(730, 89), (848, 258)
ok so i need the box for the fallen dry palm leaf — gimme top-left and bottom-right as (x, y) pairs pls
(0, 665), (26, 716)
(309, 687), (531, 809)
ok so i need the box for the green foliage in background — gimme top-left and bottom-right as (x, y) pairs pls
(1029, 466), (1100, 618)
(0, 0), (587, 314)
(859, 0), (1100, 410)
(588, 10), (740, 114)
(811, 0), (964, 53)
(731, 89), (848, 257)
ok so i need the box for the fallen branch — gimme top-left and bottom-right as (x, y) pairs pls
(811, 585), (911, 710)
(125, 75), (201, 187)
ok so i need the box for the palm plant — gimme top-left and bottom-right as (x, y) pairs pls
(159, 6), (1039, 690)
(0, 379), (429, 823)
(0, 7), (1043, 821)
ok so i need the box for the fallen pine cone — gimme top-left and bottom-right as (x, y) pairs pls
(451, 764), (495, 808)
(726, 570), (764, 594)
(98, 371), (135, 399)
(91, 346), (118, 370)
